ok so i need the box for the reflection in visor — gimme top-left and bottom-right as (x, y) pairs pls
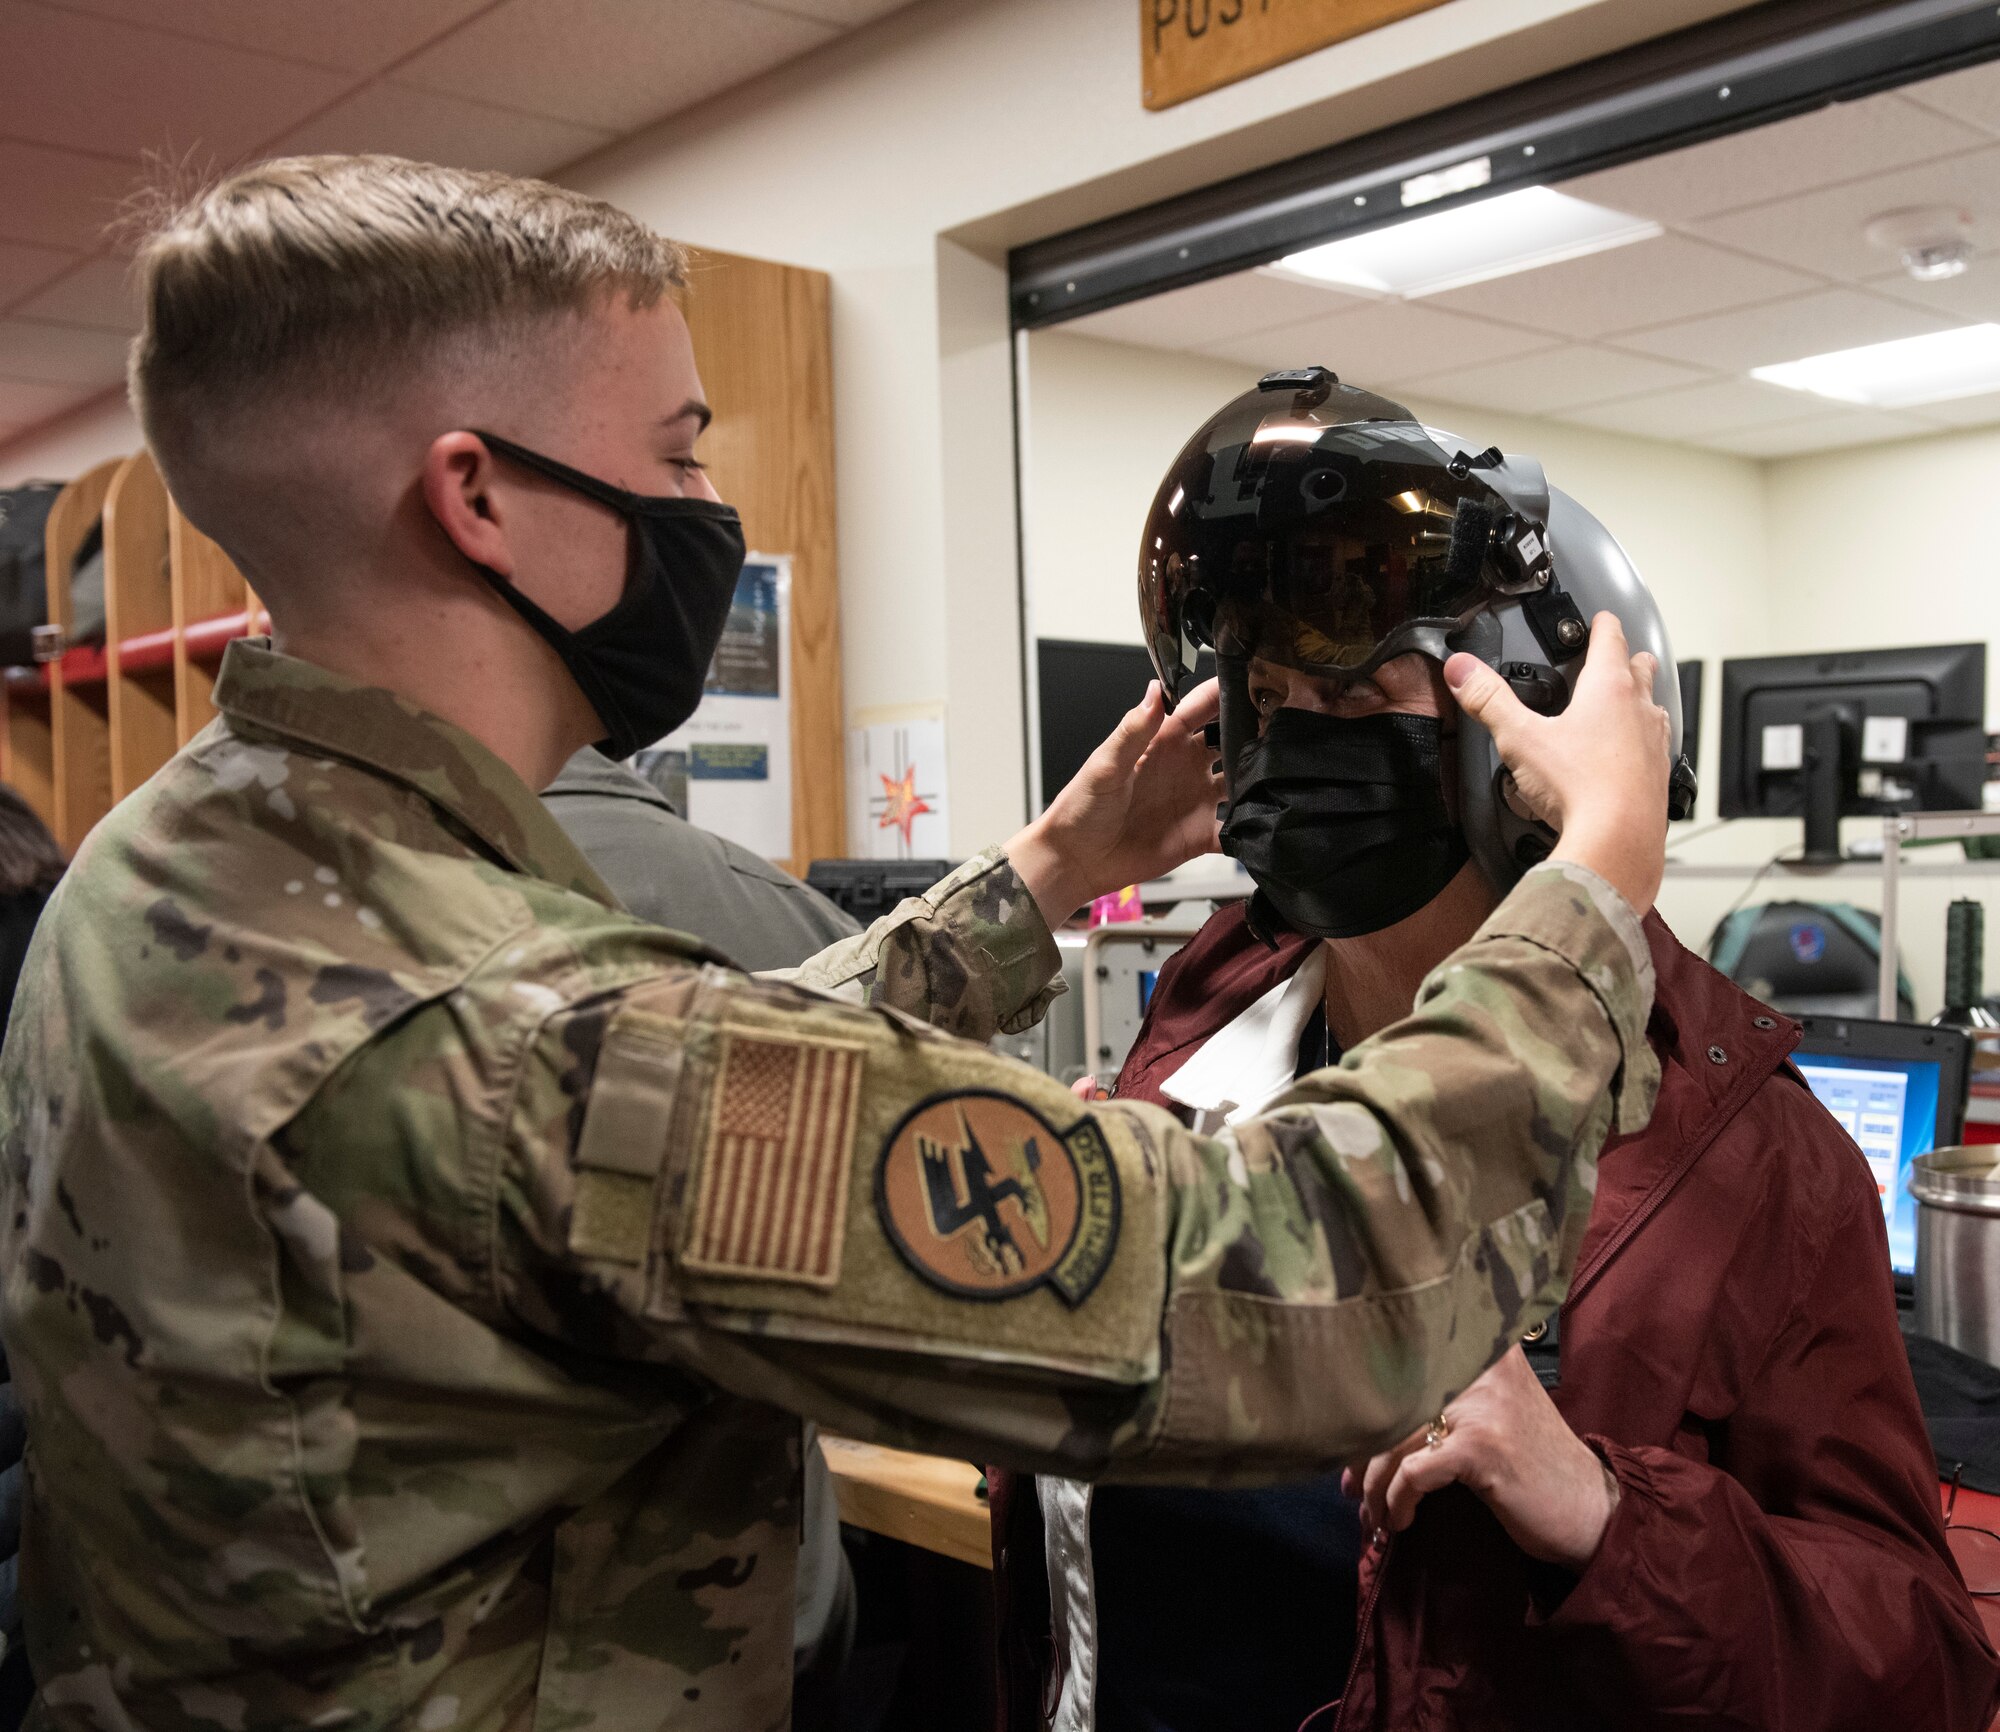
(1138, 378), (1516, 701)
(1169, 489), (1494, 675)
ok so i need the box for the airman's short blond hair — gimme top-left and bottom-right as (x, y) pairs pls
(129, 154), (688, 488)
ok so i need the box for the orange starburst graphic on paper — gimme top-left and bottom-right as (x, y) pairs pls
(876, 764), (934, 848)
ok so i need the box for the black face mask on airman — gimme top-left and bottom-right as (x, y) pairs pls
(465, 431), (747, 761)
(1218, 707), (1470, 940)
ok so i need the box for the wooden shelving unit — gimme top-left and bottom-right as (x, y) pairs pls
(170, 505), (256, 746)
(105, 453), (176, 800)
(0, 452), (257, 853)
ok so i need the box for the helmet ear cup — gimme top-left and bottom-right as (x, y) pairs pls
(1539, 488), (1683, 763)
(1451, 486), (1690, 896)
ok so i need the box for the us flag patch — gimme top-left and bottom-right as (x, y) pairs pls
(682, 1031), (865, 1287)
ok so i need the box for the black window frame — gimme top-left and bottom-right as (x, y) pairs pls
(1009, 0), (2000, 329)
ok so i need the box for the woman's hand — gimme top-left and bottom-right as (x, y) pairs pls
(1006, 678), (1223, 926)
(1345, 1346), (1619, 1575)
(1444, 612), (1670, 914)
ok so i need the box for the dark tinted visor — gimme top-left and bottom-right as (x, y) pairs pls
(1140, 384), (1504, 701)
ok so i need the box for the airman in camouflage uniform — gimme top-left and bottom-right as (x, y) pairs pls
(0, 152), (1667, 1731)
(0, 641), (1656, 1728)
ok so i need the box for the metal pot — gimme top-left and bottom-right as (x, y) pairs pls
(1913, 1147), (2000, 1367)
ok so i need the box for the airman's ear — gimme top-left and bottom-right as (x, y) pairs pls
(420, 432), (513, 577)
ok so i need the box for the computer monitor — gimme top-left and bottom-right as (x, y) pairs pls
(1037, 638), (1214, 810)
(1793, 1015), (1970, 1279)
(1718, 643), (1987, 863)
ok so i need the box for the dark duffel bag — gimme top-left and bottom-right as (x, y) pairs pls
(0, 484), (109, 667)
(0, 486), (60, 668)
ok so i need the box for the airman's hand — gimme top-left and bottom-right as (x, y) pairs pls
(1444, 613), (1669, 914)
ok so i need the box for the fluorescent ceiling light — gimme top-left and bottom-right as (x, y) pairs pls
(1751, 324), (2000, 409)
(1272, 186), (1661, 300)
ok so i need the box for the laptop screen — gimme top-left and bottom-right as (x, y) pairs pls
(1794, 1052), (1943, 1278)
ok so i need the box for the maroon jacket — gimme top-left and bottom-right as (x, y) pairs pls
(992, 904), (2000, 1732)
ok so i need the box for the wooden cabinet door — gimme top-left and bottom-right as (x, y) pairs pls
(681, 249), (845, 876)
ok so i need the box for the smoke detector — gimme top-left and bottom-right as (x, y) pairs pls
(1865, 205), (1975, 282)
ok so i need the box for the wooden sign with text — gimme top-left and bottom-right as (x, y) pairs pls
(1143, 0), (1453, 110)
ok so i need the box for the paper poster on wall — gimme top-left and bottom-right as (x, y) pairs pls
(634, 555), (792, 861)
(847, 707), (949, 859)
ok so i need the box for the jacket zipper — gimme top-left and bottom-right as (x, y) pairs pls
(1328, 1531), (1394, 1732)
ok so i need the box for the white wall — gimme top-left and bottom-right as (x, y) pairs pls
(1765, 427), (2000, 727)
(1022, 332), (1254, 646)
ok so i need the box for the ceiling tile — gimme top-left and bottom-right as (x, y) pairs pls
(1690, 143), (2000, 282)
(0, 142), (146, 252)
(0, 377), (95, 426)
(32, 0), (494, 74)
(1196, 301), (1551, 384)
(1704, 408), (1937, 458)
(0, 0), (349, 163)
(1902, 389), (2000, 431)
(1557, 90), (1986, 224)
(1060, 270), (1368, 352)
(273, 82), (616, 178)
(1393, 344), (1705, 417)
(0, 319), (130, 386)
(1424, 233), (1817, 340)
(1899, 59), (2000, 139)
(397, 0), (834, 132)
(11, 255), (139, 332)
(1565, 377), (1819, 441)
(1617, 287), (1951, 371)
(1863, 252), (2000, 325)
(745, 0), (915, 23)
(0, 242), (82, 311)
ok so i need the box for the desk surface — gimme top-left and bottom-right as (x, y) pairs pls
(820, 1437), (992, 1570)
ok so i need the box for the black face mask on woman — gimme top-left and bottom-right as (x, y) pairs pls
(1218, 707), (1471, 940)
(467, 431), (747, 761)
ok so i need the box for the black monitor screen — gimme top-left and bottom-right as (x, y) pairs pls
(1718, 642), (1987, 824)
(1037, 639), (1213, 809)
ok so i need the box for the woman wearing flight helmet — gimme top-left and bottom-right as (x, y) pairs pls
(1140, 364), (1692, 934)
(989, 372), (1993, 1732)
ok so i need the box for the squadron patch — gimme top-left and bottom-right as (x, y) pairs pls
(683, 1030), (865, 1287)
(875, 1090), (1120, 1306)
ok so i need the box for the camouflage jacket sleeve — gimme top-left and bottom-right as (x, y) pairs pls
(495, 859), (1657, 1477)
(764, 846), (1063, 1039)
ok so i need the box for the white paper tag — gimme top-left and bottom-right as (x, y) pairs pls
(1760, 722), (1804, 771)
(1862, 715), (1909, 764)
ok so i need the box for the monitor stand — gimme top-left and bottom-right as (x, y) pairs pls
(1800, 709), (1849, 865)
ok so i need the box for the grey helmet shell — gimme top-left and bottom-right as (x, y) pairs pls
(1452, 443), (1684, 892)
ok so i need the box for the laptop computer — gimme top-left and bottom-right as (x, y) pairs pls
(1793, 1016), (1971, 1280)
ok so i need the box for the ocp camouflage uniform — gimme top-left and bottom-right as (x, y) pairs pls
(0, 640), (1658, 1730)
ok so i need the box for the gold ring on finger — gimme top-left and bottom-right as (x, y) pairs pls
(1425, 1411), (1451, 1450)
